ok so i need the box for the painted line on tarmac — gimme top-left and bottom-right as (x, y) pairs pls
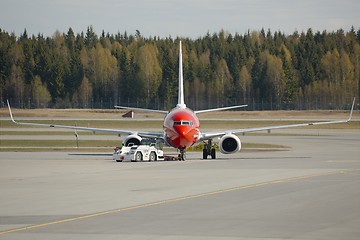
(327, 160), (360, 163)
(1, 168), (359, 235)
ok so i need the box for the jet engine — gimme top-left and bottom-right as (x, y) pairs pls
(123, 134), (142, 146)
(219, 134), (241, 154)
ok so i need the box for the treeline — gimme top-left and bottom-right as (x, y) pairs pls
(1, 27), (359, 110)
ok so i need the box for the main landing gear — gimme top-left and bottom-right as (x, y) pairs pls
(203, 139), (216, 159)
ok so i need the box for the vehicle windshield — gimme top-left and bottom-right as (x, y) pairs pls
(140, 139), (155, 145)
(140, 139), (163, 150)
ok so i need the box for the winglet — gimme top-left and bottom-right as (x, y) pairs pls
(176, 41), (186, 109)
(7, 100), (17, 124)
(347, 97), (355, 122)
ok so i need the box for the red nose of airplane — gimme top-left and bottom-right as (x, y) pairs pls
(173, 125), (198, 143)
(173, 125), (191, 136)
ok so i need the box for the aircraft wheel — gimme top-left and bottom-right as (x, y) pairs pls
(203, 149), (208, 159)
(211, 148), (216, 159)
(135, 152), (143, 162)
(149, 152), (157, 161)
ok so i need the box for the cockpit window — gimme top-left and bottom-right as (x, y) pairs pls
(173, 121), (194, 126)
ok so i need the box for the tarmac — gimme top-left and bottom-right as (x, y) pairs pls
(0, 129), (360, 239)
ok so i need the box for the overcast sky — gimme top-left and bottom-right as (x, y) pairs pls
(1, 0), (359, 38)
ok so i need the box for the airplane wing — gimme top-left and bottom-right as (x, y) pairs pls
(7, 100), (163, 139)
(199, 98), (355, 140)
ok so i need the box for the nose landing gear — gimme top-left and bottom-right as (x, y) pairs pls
(178, 149), (186, 161)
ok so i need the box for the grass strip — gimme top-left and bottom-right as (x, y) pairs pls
(187, 143), (289, 152)
(0, 131), (111, 136)
(0, 139), (121, 148)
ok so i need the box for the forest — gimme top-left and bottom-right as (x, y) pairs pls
(0, 27), (359, 110)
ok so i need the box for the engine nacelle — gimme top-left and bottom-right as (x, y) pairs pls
(123, 134), (142, 146)
(219, 134), (241, 154)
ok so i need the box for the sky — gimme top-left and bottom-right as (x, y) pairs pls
(1, 0), (359, 38)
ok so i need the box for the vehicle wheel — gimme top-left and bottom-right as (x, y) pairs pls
(211, 148), (216, 159)
(149, 152), (157, 161)
(135, 152), (143, 162)
(116, 160), (122, 162)
(203, 149), (208, 159)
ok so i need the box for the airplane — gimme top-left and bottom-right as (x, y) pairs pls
(7, 41), (355, 160)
